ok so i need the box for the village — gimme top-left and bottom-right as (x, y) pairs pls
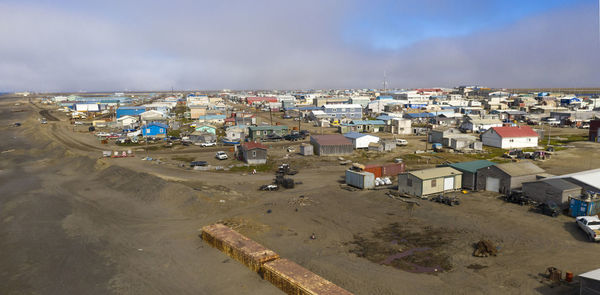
(9, 87), (597, 294)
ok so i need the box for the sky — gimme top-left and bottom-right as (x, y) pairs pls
(0, 0), (599, 92)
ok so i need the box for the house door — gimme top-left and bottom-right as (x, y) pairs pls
(443, 177), (454, 190)
(486, 177), (500, 192)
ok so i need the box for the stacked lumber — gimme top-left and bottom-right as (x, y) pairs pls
(201, 223), (279, 272)
(262, 259), (353, 295)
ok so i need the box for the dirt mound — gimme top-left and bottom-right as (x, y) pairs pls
(95, 165), (168, 202)
(348, 223), (453, 274)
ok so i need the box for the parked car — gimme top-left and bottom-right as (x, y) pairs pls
(200, 142), (217, 147)
(282, 115), (292, 119)
(395, 139), (408, 146)
(576, 216), (600, 242)
(190, 161), (208, 167)
(284, 133), (304, 141)
(215, 151), (228, 160)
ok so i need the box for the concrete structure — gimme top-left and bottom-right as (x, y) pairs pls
(239, 142), (268, 165)
(390, 118), (412, 135)
(481, 126), (539, 149)
(310, 134), (353, 156)
(445, 160), (496, 190)
(476, 162), (545, 193)
(398, 167), (462, 197)
(343, 132), (380, 149)
(522, 179), (582, 208)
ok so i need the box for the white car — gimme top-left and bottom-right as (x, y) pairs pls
(576, 216), (600, 242)
(201, 142), (217, 147)
(215, 151), (228, 160)
(396, 139), (408, 146)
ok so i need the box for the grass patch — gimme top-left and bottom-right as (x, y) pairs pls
(228, 162), (275, 173)
(172, 156), (195, 162)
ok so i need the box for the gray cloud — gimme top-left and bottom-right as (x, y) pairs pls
(0, 1), (598, 91)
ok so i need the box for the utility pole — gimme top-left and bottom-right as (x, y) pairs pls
(269, 106), (273, 126)
(547, 124), (551, 146)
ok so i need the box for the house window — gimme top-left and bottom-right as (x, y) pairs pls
(159, 128), (164, 133)
(431, 179), (437, 187)
(509, 139), (514, 142)
(407, 178), (412, 187)
(252, 151), (256, 157)
(146, 128), (151, 133)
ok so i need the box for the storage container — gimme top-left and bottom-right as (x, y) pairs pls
(345, 170), (375, 189)
(569, 196), (600, 217)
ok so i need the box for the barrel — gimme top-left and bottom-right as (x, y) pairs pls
(565, 271), (573, 282)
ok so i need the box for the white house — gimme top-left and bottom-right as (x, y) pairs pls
(481, 126), (539, 149)
(344, 132), (380, 149)
(116, 115), (138, 127)
(460, 117), (503, 132)
(140, 110), (167, 123)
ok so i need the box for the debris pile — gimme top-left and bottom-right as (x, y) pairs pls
(288, 195), (317, 207)
(473, 240), (498, 257)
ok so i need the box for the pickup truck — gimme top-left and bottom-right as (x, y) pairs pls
(576, 216), (600, 242)
(215, 151), (228, 160)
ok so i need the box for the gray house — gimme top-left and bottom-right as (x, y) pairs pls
(445, 160), (496, 190)
(310, 134), (353, 156)
(239, 142), (268, 164)
(476, 162), (545, 193)
(522, 179), (582, 208)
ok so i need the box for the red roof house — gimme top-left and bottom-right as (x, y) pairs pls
(481, 126), (539, 149)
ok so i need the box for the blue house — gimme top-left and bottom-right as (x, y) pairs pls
(142, 122), (168, 138)
(116, 106), (146, 118)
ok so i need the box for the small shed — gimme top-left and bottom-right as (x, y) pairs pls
(476, 162), (545, 193)
(310, 134), (353, 156)
(522, 179), (582, 208)
(579, 268), (600, 295)
(299, 144), (313, 156)
(445, 160), (496, 190)
(381, 139), (396, 151)
(398, 167), (462, 197)
(239, 142), (268, 165)
(368, 142), (384, 152)
(344, 132), (380, 149)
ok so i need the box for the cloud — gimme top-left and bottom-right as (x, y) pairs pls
(0, 1), (598, 91)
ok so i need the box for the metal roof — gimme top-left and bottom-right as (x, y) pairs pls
(580, 268), (600, 281)
(350, 120), (385, 125)
(548, 168), (600, 191)
(248, 125), (288, 131)
(311, 134), (352, 146)
(408, 167), (462, 180)
(343, 132), (379, 140)
(488, 126), (538, 138)
(495, 162), (544, 177)
(447, 160), (496, 173)
(142, 122), (169, 129)
(539, 178), (581, 191)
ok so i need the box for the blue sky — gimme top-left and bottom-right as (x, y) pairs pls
(0, 0), (598, 91)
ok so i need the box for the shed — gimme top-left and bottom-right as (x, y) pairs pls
(344, 132), (380, 149)
(368, 142), (384, 152)
(299, 144), (313, 156)
(476, 162), (545, 193)
(381, 139), (396, 151)
(310, 134), (353, 156)
(239, 142), (268, 165)
(579, 268), (600, 295)
(445, 160), (496, 190)
(398, 167), (462, 197)
(522, 179), (582, 208)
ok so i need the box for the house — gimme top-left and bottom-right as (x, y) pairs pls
(225, 126), (246, 142)
(522, 179), (582, 209)
(116, 106), (146, 118)
(428, 128), (463, 144)
(189, 105), (207, 119)
(140, 110), (167, 123)
(322, 104), (362, 120)
(195, 124), (217, 134)
(390, 118), (412, 135)
(189, 130), (217, 145)
(339, 120), (386, 133)
(343, 132), (380, 149)
(116, 115), (138, 128)
(197, 114), (226, 124)
(398, 167), (462, 197)
(310, 134), (354, 156)
(141, 122), (168, 138)
(239, 142), (268, 164)
(380, 139), (396, 151)
(476, 162), (545, 193)
(246, 96), (278, 105)
(481, 126), (538, 149)
(460, 117), (503, 132)
(247, 125), (289, 141)
(444, 160), (496, 190)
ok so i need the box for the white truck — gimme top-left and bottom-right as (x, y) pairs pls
(215, 151), (228, 160)
(576, 216), (600, 242)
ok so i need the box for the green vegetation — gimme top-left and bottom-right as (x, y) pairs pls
(167, 129), (181, 137)
(172, 156), (195, 162)
(228, 162), (275, 173)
